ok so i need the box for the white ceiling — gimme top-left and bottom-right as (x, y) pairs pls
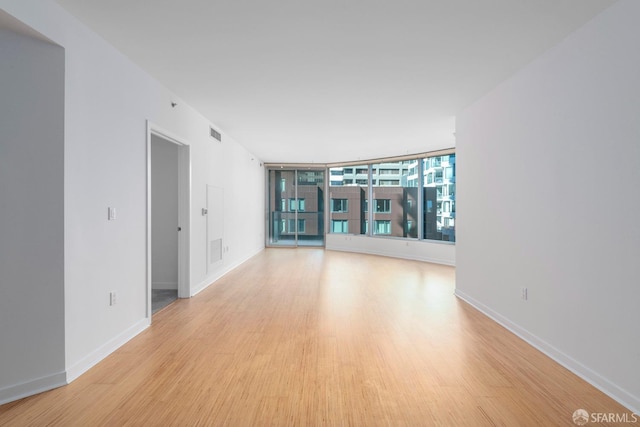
(55, 0), (616, 163)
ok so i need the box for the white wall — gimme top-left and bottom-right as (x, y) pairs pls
(189, 129), (265, 296)
(456, 0), (640, 413)
(0, 21), (66, 403)
(0, 0), (265, 402)
(151, 135), (179, 290)
(326, 235), (455, 266)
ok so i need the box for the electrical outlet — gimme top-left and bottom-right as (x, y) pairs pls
(521, 287), (528, 301)
(110, 291), (117, 306)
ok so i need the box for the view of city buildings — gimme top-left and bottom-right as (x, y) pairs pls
(329, 154), (456, 241)
(267, 154), (455, 246)
(269, 170), (324, 246)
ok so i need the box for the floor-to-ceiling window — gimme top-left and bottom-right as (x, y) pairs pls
(371, 160), (417, 238)
(329, 164), (369, 235)
(327, 151), (455, 242)
(267, 151), (454, 247)
(423, 153), (456, 242)
(267, 169), (325, 247)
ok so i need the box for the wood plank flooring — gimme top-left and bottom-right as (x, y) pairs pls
(0, 249), (634, 426)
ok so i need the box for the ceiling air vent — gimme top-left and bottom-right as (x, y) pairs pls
(210, 126), (222, 142)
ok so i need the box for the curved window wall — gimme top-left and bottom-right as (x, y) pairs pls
(266, 150), (454, 247)
(328, 152), (455, 243)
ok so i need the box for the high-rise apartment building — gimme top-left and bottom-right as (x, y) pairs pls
(328, 155), (455, 241)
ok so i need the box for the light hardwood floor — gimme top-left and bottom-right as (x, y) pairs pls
(0, 249), (634, 426)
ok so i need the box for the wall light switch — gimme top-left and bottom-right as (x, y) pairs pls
(108, 207), (116, 221)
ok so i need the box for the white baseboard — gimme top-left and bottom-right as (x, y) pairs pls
(65, 318), (150, 383)
(454, 289), (640, 414)
(152, 282), (178, 290)
(325, 234), (455, 266)
(0, 371), (67, 405)
(0, 248), (265, 405)
(327, 244), (455, 266)
(192, 246), (264, 296)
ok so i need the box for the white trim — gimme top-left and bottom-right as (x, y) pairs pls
(65, 319), (150, 383)
(327, 245), (455, 266)
(146, 121), (192, 320)
(146, 122), (152, 320)
(0, 371), (67, 405)
(191, 246), (264, 296)
(325, 234), (455, 266)
(454, 289), (640, 415)
(263, 147), (455, 169)
(177, 142), (191, 299)
(264, 168), (270, 248)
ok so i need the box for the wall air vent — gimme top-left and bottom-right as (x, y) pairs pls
(210, 126), (222, 142)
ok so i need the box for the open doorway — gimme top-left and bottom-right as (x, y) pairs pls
(146, 123), (190, 319)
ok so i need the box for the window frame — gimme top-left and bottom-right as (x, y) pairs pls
(331, 219), (348, 233)
(373, 220), (391, 235)
(316, 149), (455, 242)
(374, 199), (391, 213)
(331, 198), (348, 213)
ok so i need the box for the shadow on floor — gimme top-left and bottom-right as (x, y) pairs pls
(152, 289), (178, 314)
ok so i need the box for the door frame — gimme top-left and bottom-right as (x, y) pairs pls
(146, 121), (191, 320)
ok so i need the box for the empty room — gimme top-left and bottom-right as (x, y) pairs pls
(0, 0), (638, 425)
